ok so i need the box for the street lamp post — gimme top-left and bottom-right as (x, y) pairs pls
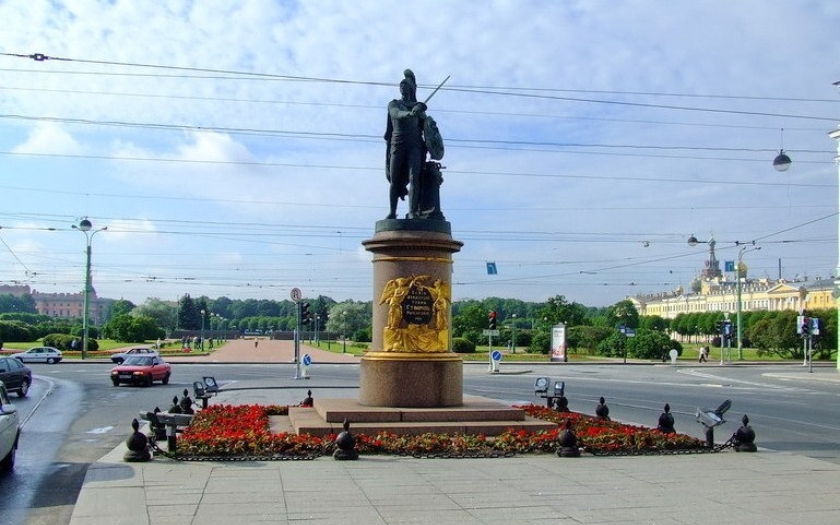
(511, 313), (517, 353)
(342, 311), (347, 354)
(72, 218), (107, 360)
(200, 309), (205, 351)
(314, 314), (320, 345)
(735, 241), (760, 361)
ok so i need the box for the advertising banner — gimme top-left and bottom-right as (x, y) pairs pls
(551, 323), (567, 362)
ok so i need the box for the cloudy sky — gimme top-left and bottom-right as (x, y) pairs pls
(1, 0), (838, 308)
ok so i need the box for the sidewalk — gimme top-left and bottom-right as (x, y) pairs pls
(70, 442), (840, 525)
(167, 337), (361, 364)
(67, 344), (840, 525)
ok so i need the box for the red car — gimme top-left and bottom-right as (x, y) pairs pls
(110, 355), (171, 387)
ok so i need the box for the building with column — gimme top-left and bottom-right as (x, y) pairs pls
(630, 242), (833, 319)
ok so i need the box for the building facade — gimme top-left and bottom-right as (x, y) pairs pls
(631, 242), (833, 319)
(0, 284), (110, 324)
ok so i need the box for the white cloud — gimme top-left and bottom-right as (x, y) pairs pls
(11, 122), (82, 155)
(0, 0), (837, 306)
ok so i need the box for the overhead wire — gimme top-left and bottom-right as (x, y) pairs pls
(1, 52), (837, 299)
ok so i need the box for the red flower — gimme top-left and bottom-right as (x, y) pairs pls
(176, 403), (705, 458)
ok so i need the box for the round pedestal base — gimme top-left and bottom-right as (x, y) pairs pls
(359, 353), (463, 408)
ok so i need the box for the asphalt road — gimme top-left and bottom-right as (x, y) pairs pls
(3, 357), (840, 525)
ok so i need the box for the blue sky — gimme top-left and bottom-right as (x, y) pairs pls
(0, 0), (838, 307)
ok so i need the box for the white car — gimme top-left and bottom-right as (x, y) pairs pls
(110, 347), (159, 365)
(11, 346), (63, 364)
(0, 381), (20, 472)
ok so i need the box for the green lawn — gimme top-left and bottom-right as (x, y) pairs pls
(308, 340), (818, 363)
(0, 339), (215, 359)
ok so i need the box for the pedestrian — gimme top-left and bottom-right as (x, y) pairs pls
(699, 346), (708, 363)
(254, 339), (259, 349)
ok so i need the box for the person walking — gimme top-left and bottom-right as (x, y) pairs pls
(698, 346), (708, 363)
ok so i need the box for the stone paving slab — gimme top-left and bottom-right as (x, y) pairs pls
(71, 446), (840, 525)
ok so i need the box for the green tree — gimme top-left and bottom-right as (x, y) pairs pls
(178, 294), (201, 330)
(133, 298), (178, 335)
(210, 296), (234, 319)
(108, 299), (136, 320)
(452, 302), (492, 344)
(607, 299), (639, 330)
(0, 320), (35, 342)
(257, 300), (281, 317)
(0, 293), (37, 314)
(106, 314), (163, 343)
(537, 295), (589, 328)
(326, 302), (370, 341)
(626, 329), (679, 360)
(567, 325), (613, 355)
(748, 310), (801, 358)
(639, 315), (669, 332)
(232, 299), (260, 320)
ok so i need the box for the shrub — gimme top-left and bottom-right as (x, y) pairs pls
(529, 330), (550, 354)
(352, 326), (371, 343)
(42, 333), (99, 351)
(0, 320), (35, 343)
(452, 337), (475, 354)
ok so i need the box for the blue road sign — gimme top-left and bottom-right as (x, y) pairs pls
(302, 354), (312, 366)
(491, 350), (502, 361)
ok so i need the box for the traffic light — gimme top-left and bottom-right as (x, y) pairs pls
(300, 302), (311, 325)
(797, 315), (809, 336)
(488, 310), (497, 330)
(810, 317), (820, 336)
(722, 321), (733, 340)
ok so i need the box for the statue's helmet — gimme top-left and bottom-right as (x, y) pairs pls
(402, 68), (416, 88)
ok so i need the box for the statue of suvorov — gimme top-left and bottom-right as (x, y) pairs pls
(384, 69), (445, 220)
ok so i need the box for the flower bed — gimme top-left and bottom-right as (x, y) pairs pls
(177, 403), (707, 459)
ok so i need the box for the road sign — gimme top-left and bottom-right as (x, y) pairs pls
(301, 354), (312, 366)
(483, 329), (500, 336)
(290, 287), (302, 302)
(491, 350), (502, 361)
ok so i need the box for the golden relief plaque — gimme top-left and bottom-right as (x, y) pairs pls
(379, 275), (450, 352)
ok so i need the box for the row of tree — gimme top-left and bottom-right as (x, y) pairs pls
(0, 292), (836, 361)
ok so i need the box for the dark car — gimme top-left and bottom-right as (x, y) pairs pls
(110, 356), (171, 387)
(0, 357), (32, 398)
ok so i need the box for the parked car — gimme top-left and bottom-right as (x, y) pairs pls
(11, 346), (63, 364)
(0, 357), (31, 398)
(110, 356), (171, 387)
(0, 381), (20, 473)
(110, 347), (159, 364)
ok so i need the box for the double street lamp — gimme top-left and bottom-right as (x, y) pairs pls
(687, 235), (759, 360)
(200, 309), (206, 350)
(735, 241), (761, 361)
(72, 218), (107, 360)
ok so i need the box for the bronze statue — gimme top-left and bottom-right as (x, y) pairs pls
(385, 69), (446, 220)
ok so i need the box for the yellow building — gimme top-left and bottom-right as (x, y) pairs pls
(631, 242), (833, 319)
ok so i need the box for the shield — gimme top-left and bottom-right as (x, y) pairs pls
(424, 115), (444, 161)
